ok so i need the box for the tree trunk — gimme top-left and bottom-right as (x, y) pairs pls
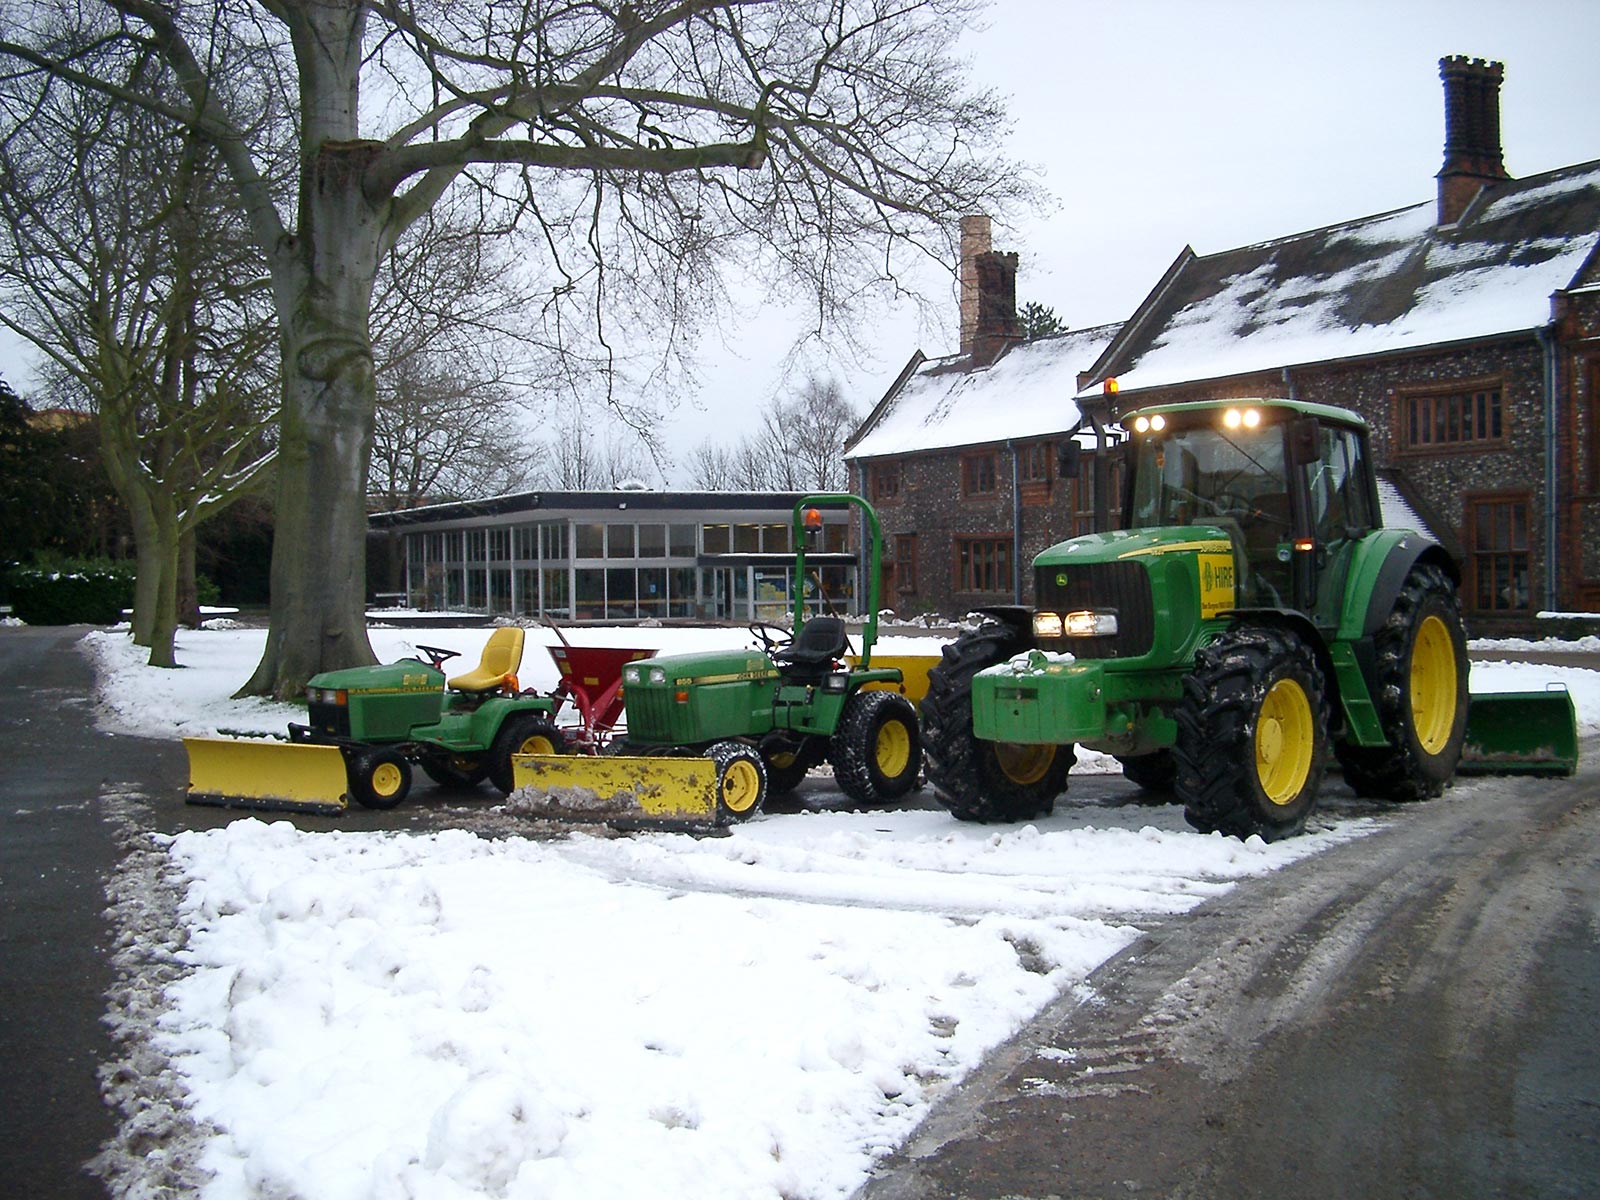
(178, 526), (201, 629)
(145, 512), (179, 669)
(238, 139), (386, 700)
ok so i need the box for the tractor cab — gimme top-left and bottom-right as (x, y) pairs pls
(1123, 400), (1379, 620)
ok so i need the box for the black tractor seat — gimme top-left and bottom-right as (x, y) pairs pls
(773, 616), (849, 680)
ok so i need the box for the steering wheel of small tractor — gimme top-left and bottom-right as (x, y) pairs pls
(414, 644), (461, 670)
(748, 622), (791, 655)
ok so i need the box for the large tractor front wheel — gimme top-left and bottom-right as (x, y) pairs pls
(920, 623), (1073, 822)
(1175, 627), (1329, 841)
(831, 690), (922, 803)
(489, 715), (567, 795)
(1335, 563), (1469, 802)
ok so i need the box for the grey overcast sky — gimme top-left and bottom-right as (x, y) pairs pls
(4, 0), (1597, 479)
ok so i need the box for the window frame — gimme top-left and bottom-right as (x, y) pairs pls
(1397, 377), (1507, 453)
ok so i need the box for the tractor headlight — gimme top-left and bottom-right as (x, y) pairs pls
(649, 666), (667, 685)
(308, 687), (348, 706)
(823, 671), (850, 693)
(1033, 611), (1064, 638)
(623, 665), (641, 684)
(1064, 610), (1118, 638)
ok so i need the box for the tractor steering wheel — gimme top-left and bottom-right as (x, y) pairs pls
(748, 622), (792, 654)
(414, 644), (461, 670)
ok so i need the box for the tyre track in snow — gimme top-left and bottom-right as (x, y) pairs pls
(858, 750), (1600, 1200)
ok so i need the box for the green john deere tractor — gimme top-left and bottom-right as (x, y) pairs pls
(511, 493), (922, 826)
(921, 397), (1576, 841)
(185, 626), (564, 815)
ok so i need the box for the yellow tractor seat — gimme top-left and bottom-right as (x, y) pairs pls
(448, 627), (526, 694)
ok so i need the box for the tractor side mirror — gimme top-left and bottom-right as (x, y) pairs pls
(1057, 441), (1083, 477)
(1288, 417), (1321, 468)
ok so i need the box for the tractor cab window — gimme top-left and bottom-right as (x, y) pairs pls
(1130, 419), (1294, 604)
(1304, 424), (1374, 544)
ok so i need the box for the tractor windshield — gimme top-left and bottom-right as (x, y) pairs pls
(1129, 422), (1290, 531)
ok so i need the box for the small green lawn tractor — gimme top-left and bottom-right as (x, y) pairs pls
(186, 626), (565, 815)
(921, 397), (1577, 841)
(511, 494), (923, 827)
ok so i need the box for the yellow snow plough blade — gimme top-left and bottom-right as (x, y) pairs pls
(509, 753), (718, 828)
(184, 737), (350, 816)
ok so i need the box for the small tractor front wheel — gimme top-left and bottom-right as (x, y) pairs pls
(830, 690), (922, 803)
(1175, 626), (1329, 841)
(1335, 563), (1469, 802)
(920, 623), (1072, 822)
(489, 715), (567, 795)
(709, 741), (767, 824)
(349, 747), (413, 811)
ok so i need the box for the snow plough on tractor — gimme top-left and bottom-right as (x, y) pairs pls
(185, 627), (568, 815)
(920, 397), (1579, 842)
(510, 494), (923, 828)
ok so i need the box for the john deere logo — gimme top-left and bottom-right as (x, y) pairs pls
(1056, 572), (1069, 586)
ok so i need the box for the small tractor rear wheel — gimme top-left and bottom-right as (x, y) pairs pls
(1335, 563), (1469, 802)
(830, 690), (922, 804)
(349, 747), (413, 811)
(920, 623), (1072, 822)
(1115, 750), (1177, 798)
(420, 755), (488, 791)
(709, 741), (767, 824)
(489, 715), (566, 795)
(1175, 626), (1329, 841)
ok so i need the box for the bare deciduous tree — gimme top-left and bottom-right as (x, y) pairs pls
(691, 374), (856, 491)
(2, 0), (1033, 697)
(0, 65), (277, 667)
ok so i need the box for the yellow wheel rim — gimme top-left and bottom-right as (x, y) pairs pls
(371, 761), (404, 798)
(994, 743), (1056, 786)
(517, 734), (556, 756)
(719, 758), (762, 814)
(874, 720), (912, 778)
(1256, 678), (1314, 806)
(1410, 615), (1458, 756)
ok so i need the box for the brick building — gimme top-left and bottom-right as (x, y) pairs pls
(844, 57), (1600, 627)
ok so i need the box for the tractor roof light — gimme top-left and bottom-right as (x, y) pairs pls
(803, 507), (824, 531)
(1224, 407), (1262, 429)
(1131, 413), (1166, 434)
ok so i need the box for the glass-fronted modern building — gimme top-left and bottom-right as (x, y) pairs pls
(368, 490), (859, 622)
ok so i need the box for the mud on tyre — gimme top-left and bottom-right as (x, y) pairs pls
(920, 622), (1072, 822)
(1334, 562), (1468, 803)
(1175, 625), (1329, 841)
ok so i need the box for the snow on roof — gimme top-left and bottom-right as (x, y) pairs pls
(846, 323), (1121, 460)
(1376, 475), (1434, 540)
(1087, 160), (1600, 398)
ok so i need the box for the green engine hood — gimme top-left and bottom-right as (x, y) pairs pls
(307, 658), (445, 695)
(1033, 526), (1233, 570)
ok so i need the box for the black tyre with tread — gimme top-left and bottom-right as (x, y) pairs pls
(758, 734), (821, 797)
(1334, 562), (1469, 802)
(708, 740), (767, 824)
(489, 714), (566, 794)
(420, 755), (488, 791)
(829, 690), (922, 803)
(349, 746), (412, 811)
(1174, 626), (1329, 842)
(920, 623), (1073, 822)
(1115, 750), (1177, 797)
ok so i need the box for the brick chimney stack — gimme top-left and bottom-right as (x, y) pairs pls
(958, 214), (991, 355)
(1436, 56), (1510, 225)
(971, 250), (1021, 366)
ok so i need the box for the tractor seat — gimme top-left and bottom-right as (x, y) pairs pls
(448, 627), (526, 694)
(774, 616), (849, 678)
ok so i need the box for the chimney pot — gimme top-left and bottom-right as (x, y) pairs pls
(971, 250), (1020, 366)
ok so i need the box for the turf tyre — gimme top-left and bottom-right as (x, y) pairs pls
(420, 755), (488, 791)
(489, 714), (566, 795)
(1175, 626), (1329, 841)
(920, 623), (1072, 822)
(1334, 563), (1468, 803)
(349, 746), (413, 811)
(830, 691), (922, 803)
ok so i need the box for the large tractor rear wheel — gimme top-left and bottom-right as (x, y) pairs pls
(489, 715), (566, 795)
(420, 755), (488, 791)
(920, 623), (1073, 822)
(1175, 626), (1329, 841)
(831, 690), (922, 803)
(709, 741), (767, 824)
(1335, 563), (1468, 802)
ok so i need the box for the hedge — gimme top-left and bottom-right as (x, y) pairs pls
(6, 561), (137, 626)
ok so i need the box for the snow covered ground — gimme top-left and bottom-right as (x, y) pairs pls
(81, 624), (1600, 1200)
